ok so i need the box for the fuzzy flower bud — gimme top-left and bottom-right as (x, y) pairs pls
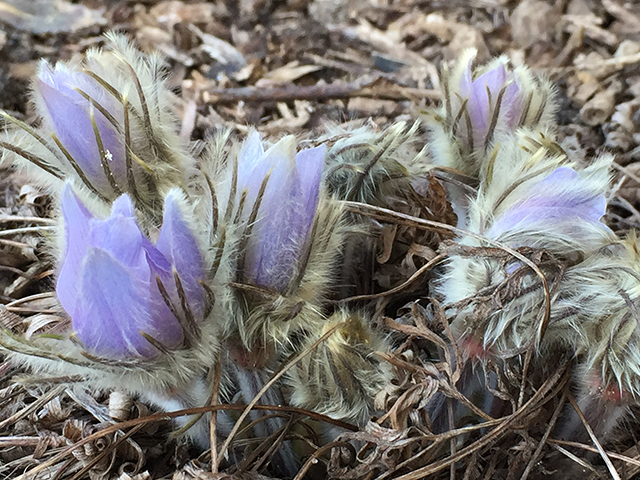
(2, 33), (194, 220)
(428, 49), (556, 177)
(457, 59), (521, 153)
(57, 183), (204, 358)
(286, 311), (391, 426)
(237, 132), (325, 293)
(35, 62), (126, 195)
(487, 166), (609, 240)
(439, 139), (615, 362)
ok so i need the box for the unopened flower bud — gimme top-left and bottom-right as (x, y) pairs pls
(2, 33), (194, 218)
(34, 63), (126, 197)
(237, 132), (325, 293)
(286, 311), (391, 426)
(427, 49), (557, 177)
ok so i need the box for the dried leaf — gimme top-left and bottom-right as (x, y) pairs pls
(0, 0), (106, 33)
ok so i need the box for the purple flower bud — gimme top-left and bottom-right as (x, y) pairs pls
(56, 183), (204, 358)
(457, 57), (520, 153)
(487, 166), (608, 238)
(34, 62), (126, 196)
(428, 50), (558, 178)
(237, 133), (325, 293)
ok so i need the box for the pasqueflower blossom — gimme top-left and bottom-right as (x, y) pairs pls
(428, 50), (556, 178)
(236, 133), (325, 293)
(456, 57), (521, 152)
(34, 63), (126, 195)
(488, 166), (608, 238)
(56, 183), (204, 358)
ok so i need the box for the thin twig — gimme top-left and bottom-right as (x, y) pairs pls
(385, 365), (570, 480)
(0, 226), (55, 237)
(548, 438), (640, 468)
(0, 385), (66, 430)
(15, 403), (357, 480)
(333, 253), (447, 303)
(519, 390), (568, 480)
(205, 78), (439, 104)
(210, 356), (223, 474)
(0, 216), (55, 225)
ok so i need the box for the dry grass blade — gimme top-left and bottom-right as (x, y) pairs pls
(551, 443), (599, 475)
(0, 141), (63, 179)
(0, 385), (66, 430)
(548, 438), (640, 468)
(519, 390), (568, 480)
(383, 364), (570, 480)
(210, 354), (223, 474)
(334, 253), (447, 303)
(0, 216), (56, 225)
(0, 226), (55, 237)
(14, 403), (356, 480)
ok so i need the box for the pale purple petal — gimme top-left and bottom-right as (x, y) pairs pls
(89, 196), (148, 269)
(39, 64), (116, 111)
(454, 58), (524, 152)
(238, 138), (323, 293)
(56, 187), (198, 359)
(245, 166), (303, 291)
(73, 247), (158, 357)
(237, 132), (268, 205)
(156, 191), (205, 315)
(488, 167), (608, 237)
(238, 132), (265, 173)
(467, 65), (507, 148)
(295, 144), (325, 213)
(56, 184), (93, 315)
(110, 193), (135, 217)
(458, 59), (473, 98)
(500, 81), (521, 129)
(36, 64), (126, 191)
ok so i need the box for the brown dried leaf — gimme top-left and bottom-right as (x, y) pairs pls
(580, 89), (616, 125)
(190, 24), (246, 73)
(447, 24), (490, 62)
(25, 314), (63, 339)
(328, 423), (413, 479)
(376, 224), (397, 264)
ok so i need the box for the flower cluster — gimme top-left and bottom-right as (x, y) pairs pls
(0, 34), (393, 472)
(429, 51), (640, 443)
(4, 32), (640, 478)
